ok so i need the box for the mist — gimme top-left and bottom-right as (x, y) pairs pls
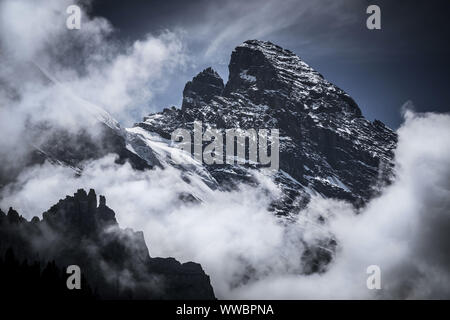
(1, 109), (449, 299)
(0, 0), (187, 176)
(1, 0), (449, 300)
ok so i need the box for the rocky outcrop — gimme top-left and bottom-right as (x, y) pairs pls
(0, 189), (215, 300)
(182, 67), (225, 111)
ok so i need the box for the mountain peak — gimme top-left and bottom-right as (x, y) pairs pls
(136, 39), (396, 208)
(239, 39), (291, 55)
(182, 67), (224, 111)
(224, 39), (361, 117)
(225, 39), (322, 96)
(237, 40), (308, 66)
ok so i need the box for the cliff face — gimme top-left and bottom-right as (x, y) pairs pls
(0, 189), (215, 300)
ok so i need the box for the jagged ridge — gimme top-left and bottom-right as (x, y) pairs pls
(0, 189), (215, 300)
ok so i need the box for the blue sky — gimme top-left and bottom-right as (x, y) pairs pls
(90, 0), (450, 129)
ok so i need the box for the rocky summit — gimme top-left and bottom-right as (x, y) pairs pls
(135, 40), (398, 214)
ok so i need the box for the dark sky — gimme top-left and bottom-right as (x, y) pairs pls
(89, 0), (450, 129)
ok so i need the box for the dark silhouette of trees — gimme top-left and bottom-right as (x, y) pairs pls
(0, 248), (97, 300)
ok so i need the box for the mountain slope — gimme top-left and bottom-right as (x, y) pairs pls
(5, 40), (397, 216)
(134, 40), (397, 214)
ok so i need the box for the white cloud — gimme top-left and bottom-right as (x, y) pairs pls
(0, 0), (188, 175)
(70, 31), (186, 123)
(232, 110), (450, 299)
(2, 110), (450, 299)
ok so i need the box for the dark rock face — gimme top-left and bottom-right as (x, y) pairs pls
(0, 189), (215, 300)
(137, 40), (398, 213)
(182, 67), (224, 111)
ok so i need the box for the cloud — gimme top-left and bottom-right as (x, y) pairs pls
(1, 0), (449, 300)
(70, 30), (186, 122)
(0, 154), (309, 297)
(0, 0), (187, 122)
(232, 109), (450, 299)
(0, 0), (188, 177)
(2, 109), (450, 299)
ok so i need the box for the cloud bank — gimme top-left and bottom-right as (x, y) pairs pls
(1, 109), (449, 299)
